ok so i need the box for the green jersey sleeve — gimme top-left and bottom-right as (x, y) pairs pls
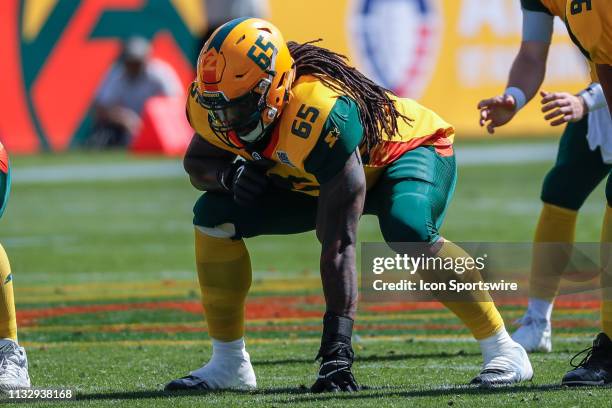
(303, 96), (364, 184)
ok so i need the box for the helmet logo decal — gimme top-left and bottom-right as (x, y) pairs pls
(199, 49), (224, 86)
(247, 35), (277, 71)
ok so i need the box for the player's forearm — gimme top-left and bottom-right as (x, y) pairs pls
(506, 9), (553, 106)
(319, 245), (359, 318)
(183, 134), (236, 191)
(507, 43), (548, 105)
(316, 151), (366, 318)
(184, 157), (232, 191)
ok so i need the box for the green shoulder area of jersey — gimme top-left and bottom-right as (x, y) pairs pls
(303, 96), (364, 184)
(521, 0), (553, 15)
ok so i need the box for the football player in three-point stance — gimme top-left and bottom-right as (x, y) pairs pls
(478, 0), (612, 386)
(165, 17), (532, 392)
(0, 142), (30, 392)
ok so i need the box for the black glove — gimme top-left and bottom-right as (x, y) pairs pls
(311, 313), (360, 393)
(311, 342), (359, 392)
(218, 160), (269, 207)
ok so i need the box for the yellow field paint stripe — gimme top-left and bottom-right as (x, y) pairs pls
(17, 290), (197, 303)
(17, 277), (320, 291)
(253, 279), (321, 292)
(16, 278), (320, 297)
(16, 281), (197, 293)
(20, 322), (205, 333)
(18, 313), (461, 334)
(20, 331), (595, 349)
(21, 337), (321, 349)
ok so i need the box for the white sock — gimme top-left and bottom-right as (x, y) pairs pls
(211, 338), (249, 360)
(478, 329), (514, 362)
(527, 297), (553, 321)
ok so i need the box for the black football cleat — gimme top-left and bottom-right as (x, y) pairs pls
(561, 332), (612, 386)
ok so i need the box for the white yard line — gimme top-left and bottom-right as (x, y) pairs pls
(455, 142), (557, 165)
(12, 161), (185, 184)
(11, 142), (558, 185)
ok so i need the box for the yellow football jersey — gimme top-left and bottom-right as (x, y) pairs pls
(521, 0), (599, 82)
(565, 0), (612, 65)
(186, 74), (454, 196)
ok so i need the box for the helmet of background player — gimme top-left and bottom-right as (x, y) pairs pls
(194, 17), (295, 144)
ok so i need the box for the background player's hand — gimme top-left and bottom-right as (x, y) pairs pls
(223, 161), (270, 206)
(540, 90), (587, 126)
(477, 94), (517, 134)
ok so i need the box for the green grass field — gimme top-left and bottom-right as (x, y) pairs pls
(2, 142), (610, 407)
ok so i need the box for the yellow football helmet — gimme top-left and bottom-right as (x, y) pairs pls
(195, 17), (295, 144)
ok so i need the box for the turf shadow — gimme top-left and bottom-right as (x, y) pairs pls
(274, 383), (582, 404)
(73, 382), (602, 403)
(253, 350), (482, 367)
(75, 386), (310, 402)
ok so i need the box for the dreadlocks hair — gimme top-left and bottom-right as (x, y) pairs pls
(287, 40), (412, 153)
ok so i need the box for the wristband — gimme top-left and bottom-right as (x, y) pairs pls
(504, 87), (527, 112)
(579, 83), (607, 112)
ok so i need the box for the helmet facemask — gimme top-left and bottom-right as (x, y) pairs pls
(199, 78), (277, 145)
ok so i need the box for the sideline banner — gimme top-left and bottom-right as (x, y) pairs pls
(0, 0), (590, 153)
(270, 0), (590, 138)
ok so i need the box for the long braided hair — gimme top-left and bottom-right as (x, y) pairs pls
(287, 40), (412, 153)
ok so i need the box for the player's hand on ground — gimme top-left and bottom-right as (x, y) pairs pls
(540, 90), (587, 126)
(222, 161), (270, 206)
(477, 94), (517, 134)
(311, 344), (360, 393)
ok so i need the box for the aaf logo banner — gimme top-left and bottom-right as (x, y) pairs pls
(349, 0), (442, 99)
(0, 0), (204, 153)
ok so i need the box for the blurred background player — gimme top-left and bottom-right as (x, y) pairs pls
(0, 142), (30, 392)
(478, 0), (612, 386)
(90, 36), (183, 148)
(565, 0), (612, 116)
(165, 17), (532, 392)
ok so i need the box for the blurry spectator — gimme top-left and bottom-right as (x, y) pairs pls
(200, 0), (270, 47)
(90, 37), (182, 148)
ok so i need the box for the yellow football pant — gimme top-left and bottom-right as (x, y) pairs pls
(529, 203), (578, 301)
(195, 229), (251, 342)
(431, 240), (504, 340)
(195, 229), (505, 341)
(528, 203), (612, 337)
(0, 244), (17, 341)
